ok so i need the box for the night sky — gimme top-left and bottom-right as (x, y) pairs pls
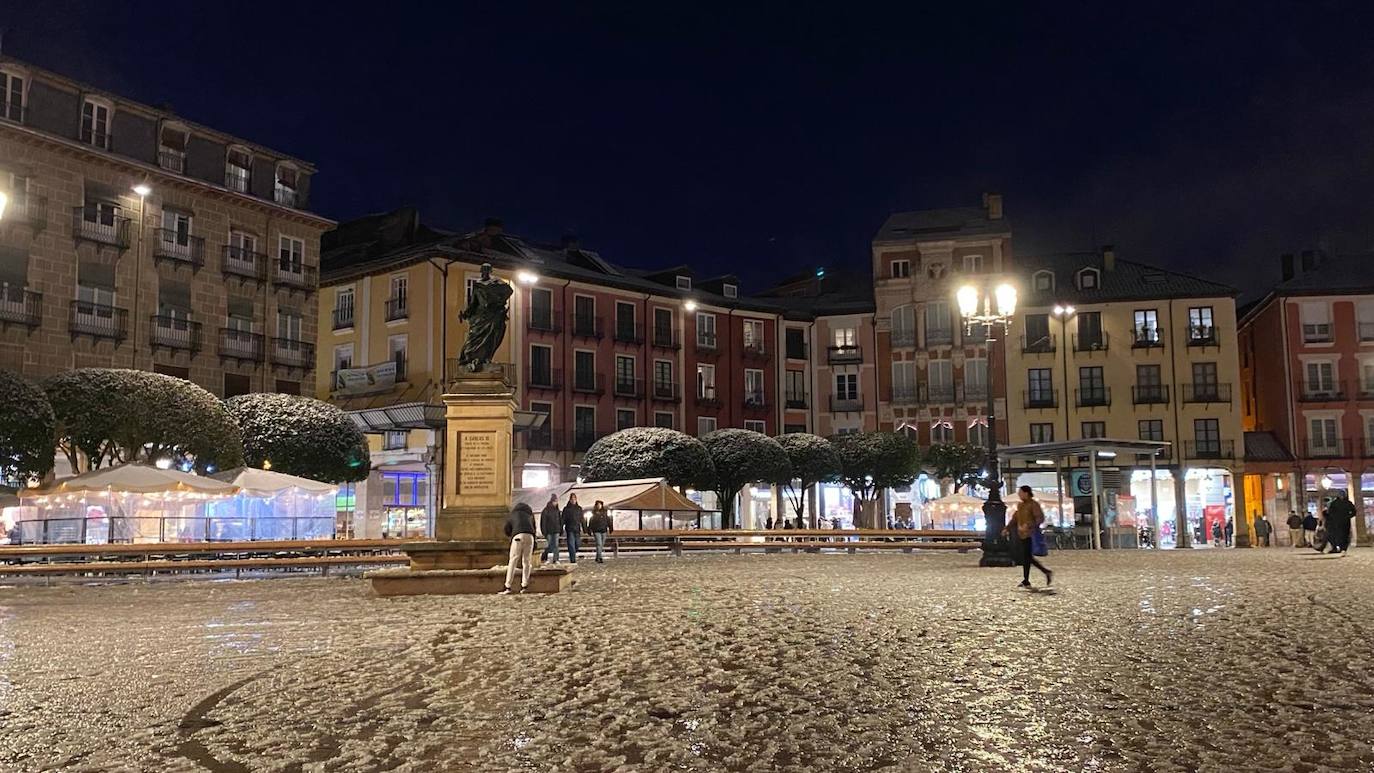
(7, 1), (1374, 299)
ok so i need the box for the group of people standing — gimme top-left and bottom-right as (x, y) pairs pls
(501, 493), (614, 594)
(1283, 490), (1356, 555)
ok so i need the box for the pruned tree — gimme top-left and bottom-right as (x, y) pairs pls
(44, 369), (243, 473)
(775, 432), (840, 528)
(580, 427), (715, 489)
(701, 429), (791, 529)
(0, 369), (56, 484)
(924, 442), (989, 493)
(830, 431), (920, 529)
(227, 393), (371, 483)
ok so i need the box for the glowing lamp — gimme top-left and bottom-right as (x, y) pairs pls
(133, 183), (152, 197)
(956, 285), (979, 317)
(994, 283), (1017, 316)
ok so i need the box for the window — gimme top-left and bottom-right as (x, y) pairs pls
(1133, 309), (1159, 344)
(743, 319), (764, 351)
(1301, 302), (1333, 343)
(0, 69), (25, 122)
(80, 99), (111, 148)
(617, 409), (637, 431)
(388, 335), (408, 380)
(1081, 421), (1106, 439)
(697, 312), (717, 348)
(654, 412), (674, 429)
(723, 283), (738, 299)
(224, 373), (251, 399)
(1136, 364), (1163, 402)
(1076, 312), (1104, 349)
(1194, 418), (1221, 453)
(574, 350), (596, 391)
(745, 420), (766, 433)
(226, 147), (252, 192)
(928, 360), (953, 402)
(697, 416), (717, 436)
(786, 370), (806, 405)
(278, 235), (304, 273)
(1139, 419), (1164, 442)
(1029, 423), (1054, 443)
(964, 358), (988, 400)
(651, 307), (673, 345)
(574, 406), (597, 448)
(891, 305), (916, 347)
(1362, 360), (1374, 396)
(784, 423), (807, 434)
(1032, 270), (1054, 291)
(389, 274), (409, 317)
(158, 123), (188, 173)
(962, 254), (984, 273)
(615, 301), (636, 340)
(967, 421), (988, 447)
(1306, 361), (1337, 396)
(889, 259), (910, 279)
(333, 344), (354, 373)
(697, 363), (716, 398)
(833, 326), (857, 347)
(744, 369), (764, 405)
(229, 230), (258, 262)
(835, 373), (859, 400)
(530, 344), (553, 386)
(676, 275), (692, 290)
(1192, 362), (1219, 401)
(931, 422), (953, 444)
(274, 164), (300, 206)
(334, 287), (355, 327)
(159, 209), (193, 258)
(527, 402), (553, 448)
(1078, 366), (1106, 405)
(1077, 268), (1100, 289)
(383, 431), (408, 451)
(1023, 313), (1051, 350)
(1027, 368), (1054, 406)
(924, 301), (952, 346)
(615, 355), (636, 393)
(1189, 306), (1216, 342)
(785, 328), (806, 359)
(572, 295), (596, 336)
(891, 360), (916, 401)
(653, 360), (673, 397)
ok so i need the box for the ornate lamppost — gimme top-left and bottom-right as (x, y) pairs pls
(956, 281), (1018, 567)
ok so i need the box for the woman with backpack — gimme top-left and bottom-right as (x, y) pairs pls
(1003, 485), (1053, 589)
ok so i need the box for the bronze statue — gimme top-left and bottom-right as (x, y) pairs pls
(457, 263), (513, 372)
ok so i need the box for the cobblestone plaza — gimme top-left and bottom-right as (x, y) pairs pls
(1, 550), (1370, 772)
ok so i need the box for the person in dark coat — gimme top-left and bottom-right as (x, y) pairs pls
(501, 503), (536, 594)
(561, 493), (585, 563)
(588, 500), (613, 563)
(1303, 511), (1320, 549)
(1325, 492), (1356, 555)
(539, 495), (562, 564)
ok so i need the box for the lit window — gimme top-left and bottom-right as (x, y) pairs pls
(0, 68), (25, 122)
(275, 163), (300, 206)
(226, 146), (252, 192)
(1077, 268), (1100, 289)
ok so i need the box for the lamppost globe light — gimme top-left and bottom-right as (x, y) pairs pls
(1064, 305), (1075, 315)
(1053, 304), (1065, 315)
(956, 285), (980, 318)
(684, 299), (698, 311)
(516, 270), (538, 284)
(0, 190), (7, 220)
(132, 183), (151, 197)
(994, 283), (1017, 316)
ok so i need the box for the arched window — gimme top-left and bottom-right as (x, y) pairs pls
(1032, 270), (1054, 292)
(1077, 268), (1101, 290)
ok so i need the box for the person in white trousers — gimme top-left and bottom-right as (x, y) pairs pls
(501, 503), (536, 594)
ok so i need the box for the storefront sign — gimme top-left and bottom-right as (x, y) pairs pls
(334, 362), (398, 396)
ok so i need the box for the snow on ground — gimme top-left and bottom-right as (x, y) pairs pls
(1, 548), (1372, 772)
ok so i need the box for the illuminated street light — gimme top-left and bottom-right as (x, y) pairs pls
(0, 190), (7, 220)
(132, 183), (152, 197)
(516, 270), (538, 284)
(684, 299), (698, 311)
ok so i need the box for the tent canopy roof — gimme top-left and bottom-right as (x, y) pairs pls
(26, 464), (239, 496)
(515, 477), (703, 512)
(998, 438), (1170, 462)
(211, 467), (338, 496)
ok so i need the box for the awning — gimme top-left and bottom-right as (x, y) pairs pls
(998, 438), (1170, 465)
(26, 464), (239, 496)
(211, 467), (338, 496)
(514, 477), (703, 512)
(335, 381), (447, 432)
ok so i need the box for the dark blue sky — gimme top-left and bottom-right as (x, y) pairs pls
(8, 1), (1374, 298)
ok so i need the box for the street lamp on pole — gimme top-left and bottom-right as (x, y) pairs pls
(957, 280), (1018, 567)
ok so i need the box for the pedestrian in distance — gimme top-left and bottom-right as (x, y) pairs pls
(1325, 491), (1356, 555)
(540, 495), (562, 564)
(1224, 518), (1234, 547)
(501, 502), (536, 594)
(1254, 514), (1272, 547)
(1302, 510), (1319, 549)
(562, 493), (584, 564)
(765, 516), (774, 530)
(1287, 510), (1305, 547)
(1313, 508), (1331, 553)
(588, 499), (613, 563)
(1211, 520), (1223, 546)
(1003, 485), (1053, 589)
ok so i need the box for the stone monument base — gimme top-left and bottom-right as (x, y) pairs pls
(401, 539), (520, 571)
(367, 564), (575, 596)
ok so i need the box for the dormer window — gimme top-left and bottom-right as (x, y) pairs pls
(80, 97), (112, 149)
(274, 163), (299, 207)
(723, 283), (738, 299)
(676, 275), (691, 290)
(158, 122), (188, 173)
(225, 146), (252, 193)
(0, 67), (26, 122)
(1032, 270), (1054, 291)
(1077, 268), (1100, 290)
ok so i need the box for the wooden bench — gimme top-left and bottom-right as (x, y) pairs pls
(0, 553), (408, 578)
(677, 540), (976, 555)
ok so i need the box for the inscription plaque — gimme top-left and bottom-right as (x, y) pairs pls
(459, 432), (498, 494)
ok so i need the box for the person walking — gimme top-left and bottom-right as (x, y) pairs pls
(1326, 492), (1356, 555)
(588, 499), (613, 563)
(501, 502), (536, 594)
(1253, 515), (1272, 547)
(562, 493), (585, 564)
(1003, 485), (1052, 588)
(1223, 519), (1234, 547)
(1287, 510), (1305, 547)
(1303, 510), (1319, 549)
(540, 495), (562, 564)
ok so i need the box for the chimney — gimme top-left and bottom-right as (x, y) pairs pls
(483, 217), (504, 236)
(1300, 250), (1316, 273)
(1101, 244), (1116, 271)
(1280, 253), (1294, 281)
(560, 233), (580, 250)
(983, 192), (1003, 220)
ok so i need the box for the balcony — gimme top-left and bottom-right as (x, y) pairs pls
(68, 301), (128, 342)
(827, 345), (862, 364)
(527, 368), (562, 392)
(1181, 383), (1232, 404)
(695, 387), (722, 409)
(222, 245), (267, 282)
(613, 322), (644, 345)
(1360, 322), (1374, 342)
(743, 393), (769, 410)
(696, 332), (719, 352)
(528, 307), (562, 334)
(1131, 327), (1164, 349)
(272, 262), (317, 293)
(1075, 387), (1111, 408)
(148, 316), (201, 353)
(1302, 325), (1333, 344)
(614, 377), (644, 398)
(830, 395), (864, 412)
(652, 381), (681, 402)
(271, 338), (315, 370)
(921, 384), (960, 406)
(1184, 440), (1234, 460)
(71, 206), (131, 249)
(1, 192), (47, 231)
(651, 327), (679, 349)
(225, 167), (250, 193)
(274, 183), (300, 208)
(1306, 439), (1356, 459)
(152, 229), (206, 270)
(1072, 332), (1110, 352)
(571, 372), (605, 395)
(1134, 447), (1174, 464)
(0, 288), (41, 329)
(1020, 334), (1056, 354)
(891, 385), (920, 406)
(1132, 384), (1170, 405)
(1187, 325), (1219, 347)
(1297, 381), (1344, 402)
(786, 343), (808, 360)
(1023, 389), (1058, 409)
(964, 384), (989, 404)
(924, 328), (954, 347)
(331, 307), (354, 330)
(385, 297), (408, 322)
(523, 429), (565, 452)
(218, 329), (264, 362)
(158, 147), (186, 174)
(742, 340), (769, 361)
(81, 128), (112, 149)
(890, 329), (916, 348)
(785, 392), (808, 409)
(571, 314), (604, 340)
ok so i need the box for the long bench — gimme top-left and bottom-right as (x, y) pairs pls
(0, 554), (408, 578)
(677, 540), (976, 555)
(608, 529), (982, 557)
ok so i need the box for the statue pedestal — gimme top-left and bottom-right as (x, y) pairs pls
(368, 368), (574, 595)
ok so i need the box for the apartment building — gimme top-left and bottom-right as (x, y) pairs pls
(1003, 247), (1245, 547)
(1239, 251), (1374, 540)
(0, 56), (329, 397)
(871, 194), (1011, 446)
